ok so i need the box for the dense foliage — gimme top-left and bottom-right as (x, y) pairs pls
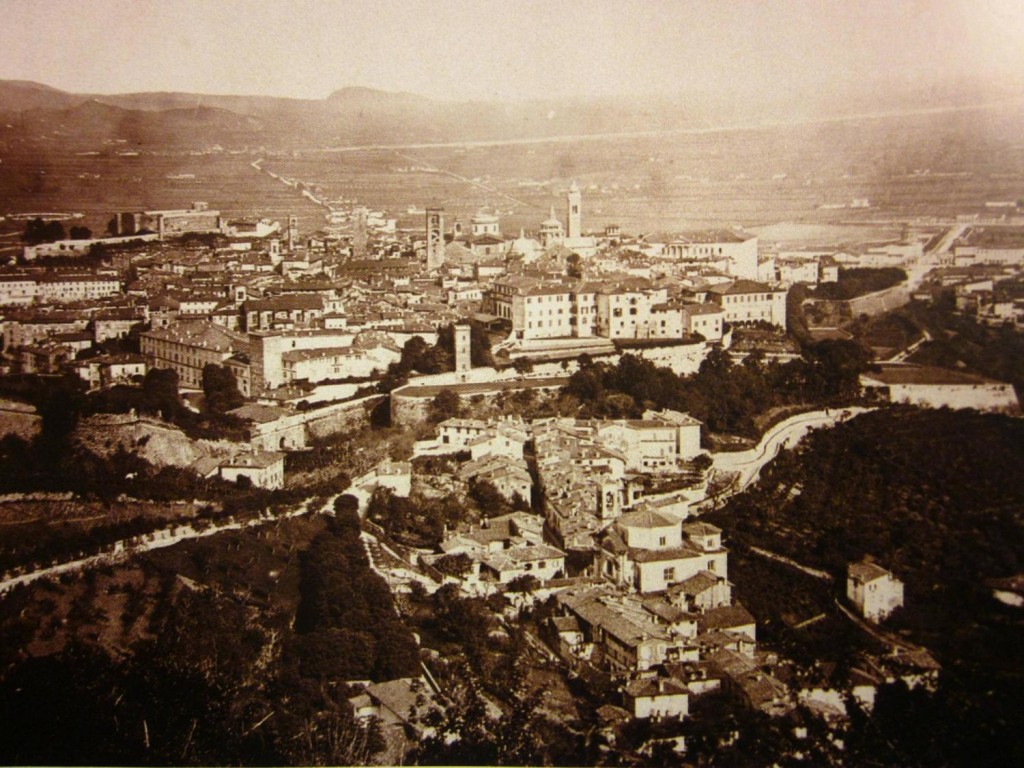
(200, 364), (244, 413)
(563, 342), (871, 436)
(366, 486), (467, 547)
(21, 217), (66, 245)
(0, 514), (408, 764)
(814, 267), (908, 300)
(709, 408), (1024, 765)
(292, 510), (420, 681)
(378, 320), (494, 392)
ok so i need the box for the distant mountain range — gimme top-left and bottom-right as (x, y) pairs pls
(1, 77), (1021, 150)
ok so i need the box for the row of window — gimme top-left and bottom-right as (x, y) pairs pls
(724, 293), (776, 303)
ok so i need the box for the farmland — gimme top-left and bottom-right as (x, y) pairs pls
(3, 100), (1023, 241)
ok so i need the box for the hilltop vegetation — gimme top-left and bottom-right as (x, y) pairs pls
(0, 510), (417, 765)
(563, 342), (871, 438)
(813, 267), (907, 301)
(708, 408), (1024, 765)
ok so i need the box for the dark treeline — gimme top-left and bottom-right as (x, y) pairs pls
(813, 267), (908, 301)
(563, 340), (872, 436)
(707, 408), (1024, 766)
(0, 509), (414, 765)
(291, 501), (420, 681)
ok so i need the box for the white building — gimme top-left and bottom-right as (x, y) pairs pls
(37, 274), (122, 303)
(847, 561), (904, 622)
(682, 303), (725, 341)
(218, 452), (286, 489)
(706, 280), (787, 328)
(595, 412), (702, 471)
(0, 276), (38, 306)
(624, 677), (690, 720)
(662, 231), (759, 281)
(600, 510), (728, 594)
(859, 364), (1018, 411)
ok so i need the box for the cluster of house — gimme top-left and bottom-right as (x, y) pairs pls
(535, 411), (707, 551)
(945, 268), (1024, 330)
(948, 225), (1024, 268)
(392, 407), (936, 726)
(0, 183), (791, 400)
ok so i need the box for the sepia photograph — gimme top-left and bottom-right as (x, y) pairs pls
(0, 0), (1023, 764)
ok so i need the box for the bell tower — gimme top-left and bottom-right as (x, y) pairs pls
(566, 181), (581, 240)
(287, 215), (299, 251)
(454, 323), (472, 373)
(426, 208), (445, 269)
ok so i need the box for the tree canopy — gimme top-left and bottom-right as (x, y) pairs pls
(21, 218), (66, 245)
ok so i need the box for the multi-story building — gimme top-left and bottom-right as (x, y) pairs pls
(1, 311), (89, 349)
(114, 202), (223, 240)
(37, 273), (121, 303)
(662, 231), (759, 281)
(0, 275), (38, 306)
(140, 320), (249, 390)
(599, 510), (727, 594)
(218, 451), (285, 490)
(595, 284), (671, 340)
(682, 303), (725, 341)
(243, 294), (325, 331)
(491, 277), (716, 342)
(847, 560), (904, 622)
(705, 280), (787, 328)
(593, 412), (703, 471)
(489, 276), (582, 340)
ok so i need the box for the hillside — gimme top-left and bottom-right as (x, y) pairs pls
(707, 407), (1024, 764)
(5, 77), (1022, 150)
(0, 509), (418, 765)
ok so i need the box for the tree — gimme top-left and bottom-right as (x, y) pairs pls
(435, 553), (474, 578)
(141, 368), (182, 420)
(468, 478), (509, 516)
(428, 389), (461, 423)
(512, 357), (534, 374)
(22, 218), (66, 245)
(69, 226), (92, 240)
(566, 251), (583, 278)
(506, 574), (540, 592)
(333, 494), (360, 518)
(202, 364), (244, 413)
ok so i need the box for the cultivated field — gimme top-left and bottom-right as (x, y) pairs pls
(3, 101), (1022, 240)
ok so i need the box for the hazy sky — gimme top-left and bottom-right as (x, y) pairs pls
(2, 0), (1022, 101)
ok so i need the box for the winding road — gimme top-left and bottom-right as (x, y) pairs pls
(0, 495), (339, 595)
(712, 407), (873, 494)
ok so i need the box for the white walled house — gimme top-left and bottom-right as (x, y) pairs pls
(662, 231), (759, 281)
(706, 280), (787, 328)
(218, 452), (285, 490)
(599, 509), (729, 594)
(624, 678), (690, 720)
(847, 561), (904, 622)
(479, 543), (566, 584)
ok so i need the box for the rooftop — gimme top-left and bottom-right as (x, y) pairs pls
(861, 363), (1004, 387)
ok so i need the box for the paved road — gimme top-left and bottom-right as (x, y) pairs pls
(0, 495), (337, 594)
(712, 407), (873, 494)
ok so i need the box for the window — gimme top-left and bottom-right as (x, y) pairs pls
(659, 536), (667, 546)
(663, 567), (675, 582)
